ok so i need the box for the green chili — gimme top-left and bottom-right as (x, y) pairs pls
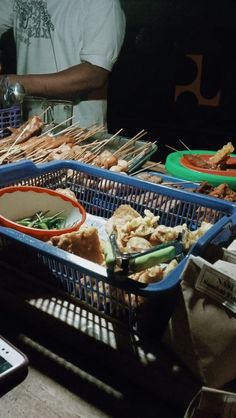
(16, 210), (67, 230)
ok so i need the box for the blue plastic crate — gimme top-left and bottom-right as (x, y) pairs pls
(0, 160), (235, 333)
(0, 105), (21, 138)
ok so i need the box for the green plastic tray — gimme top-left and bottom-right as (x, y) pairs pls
(165, 150), (236, 190)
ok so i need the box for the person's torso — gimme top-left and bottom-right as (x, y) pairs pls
(13, 0), (85, 73)
(13, 0), (108, 128)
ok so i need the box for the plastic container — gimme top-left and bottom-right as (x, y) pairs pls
(81, 131), (158, 174)
(0, 160), (235, 334)
(0, 106), (21, 138)
(165, 150), (236, 190)
(0, 185), (86, 241)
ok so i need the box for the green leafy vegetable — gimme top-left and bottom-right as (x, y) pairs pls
(16, 210), (66, 230)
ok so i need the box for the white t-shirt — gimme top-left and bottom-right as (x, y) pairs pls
(0, 0), (126, 128)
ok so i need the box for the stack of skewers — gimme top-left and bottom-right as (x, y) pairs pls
(0, 114), (157, 173)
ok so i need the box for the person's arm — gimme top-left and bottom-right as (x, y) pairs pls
(7, 62), (109, 100)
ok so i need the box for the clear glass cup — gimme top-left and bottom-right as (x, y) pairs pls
(22, 96), (48, 123)
(45, 99), (73, 131)
(22, 97), (73, 132)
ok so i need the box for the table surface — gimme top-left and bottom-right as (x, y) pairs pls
(0, 259), (201, 418)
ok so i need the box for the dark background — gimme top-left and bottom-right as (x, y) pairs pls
(1, 0), (236, 162)
(108, 0), (236, 161)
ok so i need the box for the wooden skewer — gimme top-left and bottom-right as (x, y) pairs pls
(162, 181), (199, 186)
(130, 161), (163, 176)
(53, 121), (81, 137)
(39, 106), (52, 119)
(127, 141), (153, 157)
(165, 144), (183, 155)
(3, 124), (31, 160)
(91, 129), (123, 154)
(116, 142), (135, 155)
(113, 138), (136, 157)
(103, 128), (123, 142)
(74, 126), (104, 143)
(130, 129), (146, 141)
(178, 139), (193, 154)
(38, 116), (74, 137)
(113, 130), (148, 158)
(125, 142), (154, 163)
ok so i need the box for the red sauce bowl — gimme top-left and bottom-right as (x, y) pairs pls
(181, 154), (236, 177)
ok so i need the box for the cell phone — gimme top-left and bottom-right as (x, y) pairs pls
(0, 335), (28, 385)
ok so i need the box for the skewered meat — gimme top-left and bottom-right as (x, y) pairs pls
(99, 150), (118, 168)
(137, 173), (163, 184)
(7, 115), (44, 144)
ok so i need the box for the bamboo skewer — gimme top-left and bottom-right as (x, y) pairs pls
(39, 106), (52, 119)
(178, 139), (193, 154)
(3, 124), (31, 161)
(162, 181), (199, 186)
(0, 111), (158, 171)
(112, 130), (147, 157)
(53, 121), (81, 137)
(131, 161), (163, 176)
(165, 144), (183, 155)
(38, 116), (74, 137)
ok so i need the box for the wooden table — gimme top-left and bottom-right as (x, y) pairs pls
(0, 260), (200, 417)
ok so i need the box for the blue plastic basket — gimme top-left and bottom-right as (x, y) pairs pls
(0, 160), (235, 333)
(0, 106), (21, 138)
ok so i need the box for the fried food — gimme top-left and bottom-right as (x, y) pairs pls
(7, 115), (44, 144)
(149, 224), (186, 246)
(208, 142), (234, 166)
(55, 188), (77, 201)
(126, 236), (152, 252)
(48, 226), (104, 264)
(129, 259), (179, 284)
(182, 221), (212, 251)
(105, 205), (141, 236)
(196, 182), (236, 202)
(130, 265), (164, 284)
(106, 205), (160, 251)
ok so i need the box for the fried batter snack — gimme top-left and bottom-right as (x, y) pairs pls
(208, 183), (236, 201)
(48, 226), (104, 264)
(130, 265), (164, 284)
(182, 221), (212, 251)
(208, 142), (234, 166)
(106, 204), (160, 251)
(149, 224), (186, 246)
(105, 204), (141, 236)
(55, 187), (77, 201)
